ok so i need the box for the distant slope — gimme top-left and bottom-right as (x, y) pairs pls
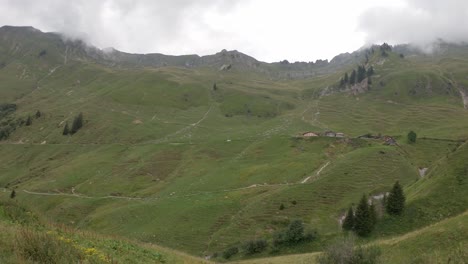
(0, 25), (468, 262)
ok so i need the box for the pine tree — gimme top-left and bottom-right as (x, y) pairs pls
(35, 110), (42, 118)
(354, 195), (373, 236)
(386, 181), (405, 215)
(63, 122), (69, 135)
(344, 73), (349, 84)
(213, 83), (217, 91)
(25, 115), (32, 126)
(342, 206), (355, 231)
(369, 203), (377, 227)
(350, 70), (356, 85)
(357, 65), (366, 83)
(70, 112), (83, 134)
(339, 78), (345, 87)
(367, 66), (374, 77)
(10, 189), (16, 199)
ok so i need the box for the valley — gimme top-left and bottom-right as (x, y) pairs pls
(0, 26), (467, 263)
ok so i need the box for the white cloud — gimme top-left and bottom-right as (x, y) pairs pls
(1, 0), (452, 62)
(359, 0), (468, 47)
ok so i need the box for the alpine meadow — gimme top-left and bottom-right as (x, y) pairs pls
(0, 23), (467, 264)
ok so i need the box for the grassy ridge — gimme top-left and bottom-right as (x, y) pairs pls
(1, 28), (468, 262)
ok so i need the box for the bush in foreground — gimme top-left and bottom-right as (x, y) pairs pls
(243, 239), (268, 254)
(15, 228), (85, 263)
(273, 219), (317, 246)
(222, 246), (239, 259)
(317, 235), (381, 264)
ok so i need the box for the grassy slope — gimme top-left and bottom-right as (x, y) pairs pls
(236, 210), (468, 264)
(1, 31), (468, 262)
(0, 201), (211, 264)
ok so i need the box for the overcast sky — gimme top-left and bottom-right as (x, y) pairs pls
(1, 0), (467, 62)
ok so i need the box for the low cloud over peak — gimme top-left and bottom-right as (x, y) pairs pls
(359, 0), (468, 48)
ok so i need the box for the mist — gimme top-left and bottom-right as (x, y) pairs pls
(0, 0), (241, 55)
(359, 0), (468, 50)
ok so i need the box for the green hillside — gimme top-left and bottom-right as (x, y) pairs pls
(1, 26), (467, 263)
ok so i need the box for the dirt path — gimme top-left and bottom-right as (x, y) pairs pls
(146, 104), (214, 144)
(301, 161), (330, 184)
(22, 190), (144, 201)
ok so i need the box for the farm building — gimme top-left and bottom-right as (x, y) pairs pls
(302, 132), (319, 137)
(383, 136), (397, 145)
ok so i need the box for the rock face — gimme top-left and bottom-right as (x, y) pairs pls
(459, 88), (468, 109)
(349, 78), (369, 95)
(219, 64), (232, 71)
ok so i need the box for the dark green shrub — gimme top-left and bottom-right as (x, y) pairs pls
(222, 246), (238, 259)
(243, 239), (268, 254)
(386, 181), (405, 215)
(318, 236), (381, 264)
(407, 131), (417, 143)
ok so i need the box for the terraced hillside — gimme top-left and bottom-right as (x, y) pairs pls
(0, 26), (467, 263)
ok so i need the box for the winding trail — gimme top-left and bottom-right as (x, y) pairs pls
(144, 104), (214, 144)
(19, 160), (332, 202)
(301, 161), (330, 184)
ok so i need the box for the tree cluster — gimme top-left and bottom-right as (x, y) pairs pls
(339, 65), (374, 88)
(0, 104), (20, 141)
(218, 219), (318, 260)
(342, 195), (377, 236)
(63, 112), (84, 135)
(273, 219), (317, 246)
(343, 181), (406, 236)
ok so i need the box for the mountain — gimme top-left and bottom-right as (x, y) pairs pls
(0, 26), (467, 263)
(0, 26), (368, 79)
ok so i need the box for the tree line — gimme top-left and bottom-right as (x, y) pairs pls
(342, 181), (406, 237)
(339, 65), (374, 88)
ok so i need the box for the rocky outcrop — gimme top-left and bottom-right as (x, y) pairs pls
(459, 88), (468, 109)
(349, 78), (369, 95)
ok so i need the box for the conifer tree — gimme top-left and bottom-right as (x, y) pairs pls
(63, 122), (69, 135)
(10, 189), (16, 199)
(369, 203), (377, 227)
(70, 112), (83, 134)
(367, 66), (374, 77)
(339, 78), (345, 87)
(25, 115), (32, 126)
(342, 206), (355, 231)
(35, 110), (41, 118)
(357, 65), (366, 83)
(354, 194), (373, 236)
(350, 70), (356, 85)
(386, 181), (405, 215)
(344, 73), (349, 84)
